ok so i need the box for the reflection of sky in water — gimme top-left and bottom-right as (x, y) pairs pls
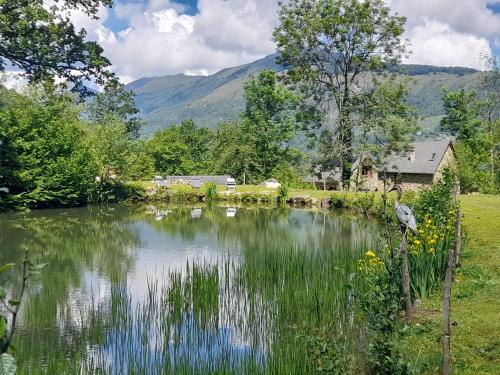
(103, 312), (267, 374)
(128, 218), (243, 299)
(0, 205), (375, 372)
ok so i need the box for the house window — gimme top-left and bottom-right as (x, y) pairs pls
(362, 166), (371, 177)
(429, 152), (436, 161)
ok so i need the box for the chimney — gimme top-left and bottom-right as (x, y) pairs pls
(408, 149), (416, 163)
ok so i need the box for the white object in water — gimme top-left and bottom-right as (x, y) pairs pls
(226, 207), (237, 218)
(191, 208), (202, 219)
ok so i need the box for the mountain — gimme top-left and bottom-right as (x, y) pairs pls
(126, 54), (483, 136)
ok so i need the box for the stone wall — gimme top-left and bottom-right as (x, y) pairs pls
(351, 144), (456, 191)
(389, 173), (434, 191)
(434, 145), (456, 182)
(354, 172), (434, 191)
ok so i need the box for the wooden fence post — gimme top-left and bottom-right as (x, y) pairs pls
(443, 186), (461, 375)
(400, 232), (413, 323)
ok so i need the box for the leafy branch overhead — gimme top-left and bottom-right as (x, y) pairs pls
(0, 0), (114, 95)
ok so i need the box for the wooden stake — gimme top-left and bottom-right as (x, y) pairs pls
(443, 186), (460, 375)
(400, 231), (413, 323)
(454, 207), (462, 267)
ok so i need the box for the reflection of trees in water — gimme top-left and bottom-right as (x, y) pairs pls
(0, 205), (140, 374)
(139, 205), (376, 254)
(0, 204), (378, 373)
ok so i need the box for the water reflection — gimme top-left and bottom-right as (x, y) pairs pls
(0, 204), (377, 374)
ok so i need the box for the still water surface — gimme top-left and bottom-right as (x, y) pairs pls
(0, 204), (376, 374)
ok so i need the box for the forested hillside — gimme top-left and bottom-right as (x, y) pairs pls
(126, 54), (483, 136)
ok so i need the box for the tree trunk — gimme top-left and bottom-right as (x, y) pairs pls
(400, 232), (413, 323)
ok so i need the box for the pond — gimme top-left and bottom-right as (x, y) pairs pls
(0, 204), (378, 374)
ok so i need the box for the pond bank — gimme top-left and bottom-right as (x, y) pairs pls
(127, 183), (418, 218)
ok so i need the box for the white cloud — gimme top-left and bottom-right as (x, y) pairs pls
(87, 0), (278, 83)
(194, 0), (277, 56)
(64, 0), (499, 82)
(390, 0), (500, 38)
(405, 19), (492, 69)
(387, 0), (497, 69)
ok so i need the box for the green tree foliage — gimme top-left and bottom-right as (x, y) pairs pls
(241, 70), (300, 180)
(0, 86), (99, 209)
(83, 117), (131, 178)
(126, 142), (155, 181)
(86, 79), (144, 138)
(0, 0), (113, 94)
(440, 89), (483, 143)
(480, 57), (500, 188)
(147, 120), (213, 176)
(440, 89), (497, 193)
(273, 0), (407, 187)
(0, 83), (146, 211)
(209, 122), (259, 182)
(358, 78), (419, 163)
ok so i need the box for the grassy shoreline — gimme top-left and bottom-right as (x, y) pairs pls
(403, 195), (500, 374)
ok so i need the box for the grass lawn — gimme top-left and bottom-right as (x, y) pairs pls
(404, 194), (500, 374)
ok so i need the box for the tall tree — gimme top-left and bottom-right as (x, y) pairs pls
(273, 0), (407, 187)
(147, 120), (213, 176)
(440, 89), (483, 144)
(86, 79), (144, 138)
(0, 85), (99, 210)
(242, 70), (300, 180)
(441, 89), (496, 193)
(0, 0), (113, 94)
(210, 122), (259, 183)
(480, 56), (500, 187)
(358, 78), (419, 167)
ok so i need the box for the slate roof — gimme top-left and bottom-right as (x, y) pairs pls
(354, 140), (454, 175)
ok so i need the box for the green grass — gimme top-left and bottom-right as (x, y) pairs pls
(404, 194), (500, 374)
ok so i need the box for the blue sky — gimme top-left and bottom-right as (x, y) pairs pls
(104, 0), (199, 31)
(72, 0), (500, 83)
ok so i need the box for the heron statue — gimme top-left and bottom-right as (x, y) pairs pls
(388, 183), (417, 322)
(388, 184), (418, 236)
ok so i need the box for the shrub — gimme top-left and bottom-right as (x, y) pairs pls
(278, 185), (289, 205)
(353, 192), (375, 212)
(357, 250), (416, 375)
(203, 182), (217, 202)
(271, 163), (302, 187)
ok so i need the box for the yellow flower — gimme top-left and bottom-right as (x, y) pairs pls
(414, 239), (421, 245)
(428, 248), (435, 254)
(366, 250), (376, 257)
(427, 219), (432, 224)
(429, 239), (436, 244)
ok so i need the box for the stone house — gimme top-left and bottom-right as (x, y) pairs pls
(351, 140), (456, 191)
